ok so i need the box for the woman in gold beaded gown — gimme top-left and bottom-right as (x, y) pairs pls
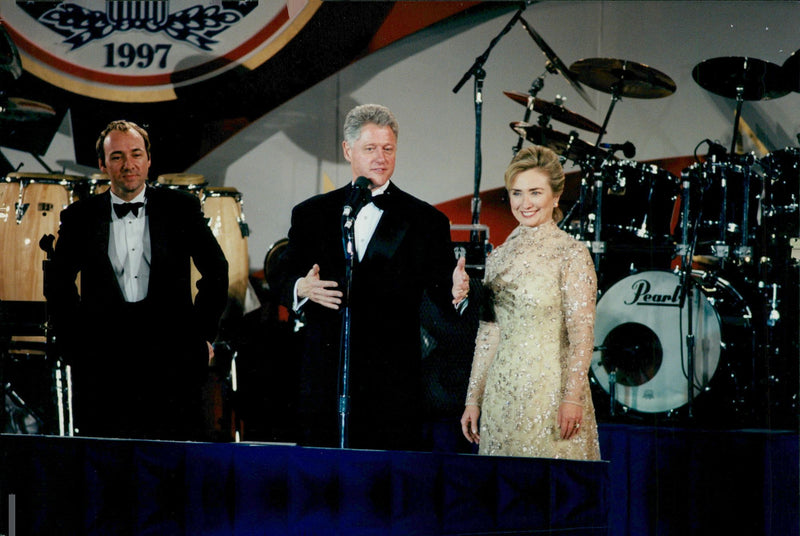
(459, 145), (600, 460)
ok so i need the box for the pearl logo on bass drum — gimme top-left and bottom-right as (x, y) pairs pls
(622, 278), (682, 306)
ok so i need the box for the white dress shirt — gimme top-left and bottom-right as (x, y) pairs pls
(109, 189), (150, 302)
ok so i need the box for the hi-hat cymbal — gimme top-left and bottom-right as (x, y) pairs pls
(510, 122), (607, 162)
(0, 97), (56, 122)
(782, 50), (800, 93)
(504, 91), (602, 133)
(569, 58), (677, 99)
(692, 56), (789, 100)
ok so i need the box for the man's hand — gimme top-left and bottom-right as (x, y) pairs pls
(452, 256), (470, 305)
(297, 264), (343, 310)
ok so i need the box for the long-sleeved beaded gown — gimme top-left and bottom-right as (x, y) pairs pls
(465, 220), (601, 460)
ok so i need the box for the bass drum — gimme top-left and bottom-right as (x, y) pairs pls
(591, 270), (753, 414)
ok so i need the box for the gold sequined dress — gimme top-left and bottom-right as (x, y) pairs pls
(465, 220), (600, 460)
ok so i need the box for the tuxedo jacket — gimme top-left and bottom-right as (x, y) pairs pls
(281, 181), (458, 448)
(47, 184), (229, 377)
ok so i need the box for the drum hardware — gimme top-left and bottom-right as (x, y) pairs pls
(791, 238), (800, 262)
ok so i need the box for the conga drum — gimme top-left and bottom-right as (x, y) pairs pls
(156, 173), (207, 196)
(0, 172), (82, 301)
(87, 173), (110, 196)
(200, 187), (250, 313)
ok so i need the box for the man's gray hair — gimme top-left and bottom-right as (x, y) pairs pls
(343, 104), (399, 146)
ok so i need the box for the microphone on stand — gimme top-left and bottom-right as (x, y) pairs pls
(342, 176), (372, 223)
(599, 141), (636, 158)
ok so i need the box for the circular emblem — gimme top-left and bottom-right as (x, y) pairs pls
(3, 0), (321, 102)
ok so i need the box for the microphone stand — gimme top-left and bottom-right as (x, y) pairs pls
(338, 216), (356, 448)
(338, 214), (357, 448)
(453, 2), (527, 235)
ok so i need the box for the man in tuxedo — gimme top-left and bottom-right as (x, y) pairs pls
(46, 120), (228, 440)
(282, 104), (468, 451)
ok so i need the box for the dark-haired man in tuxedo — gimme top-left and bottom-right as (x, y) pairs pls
(282, 104), (469, 451)
(46, 120), (228, 440)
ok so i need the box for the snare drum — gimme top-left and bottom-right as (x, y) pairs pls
(0, 173), (82, 301)
(591, 270), (753, 414)
(598, 160), (679, 241)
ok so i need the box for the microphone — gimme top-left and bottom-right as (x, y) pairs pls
(342, 176), (371, 219)
(599, 141), (636, 158)
(705, 139), (727, 161)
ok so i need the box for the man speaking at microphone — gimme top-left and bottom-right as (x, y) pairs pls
(281, 104), (468, 451)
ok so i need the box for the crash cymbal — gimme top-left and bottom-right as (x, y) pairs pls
(0, 97), (56, 122)
(782, 50), (800, 93)
(692, 56), (789, 100)
(569, 58), (677, 99)
(504, 91), (602, 133)
(510, 122), (607, 162)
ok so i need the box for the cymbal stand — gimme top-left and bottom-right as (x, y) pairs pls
(512, 74), (546, 156)
(590, 164), (607, 281)
(586, 85), (623, 282)
(677, 171), (698, 418)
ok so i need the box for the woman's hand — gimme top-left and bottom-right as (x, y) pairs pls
(557, 401), (583, 440)
(460, 405), (481, 444)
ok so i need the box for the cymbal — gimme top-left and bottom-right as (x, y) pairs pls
(504, 91), (602, 133)
(569, 58), (677, 99)
(782, 50), (800, 93)
(510, 122), (607, 162)
(692, 56), (789, 100)
(0, 97), (56, 122)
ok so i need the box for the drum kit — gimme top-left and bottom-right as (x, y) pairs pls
(509, 49), (800, 426)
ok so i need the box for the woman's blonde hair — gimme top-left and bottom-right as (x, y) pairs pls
(504, 145), (565, 223)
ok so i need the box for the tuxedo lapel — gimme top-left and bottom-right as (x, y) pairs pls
(89, 191), (126, 301)
(144, 186), (167, 273)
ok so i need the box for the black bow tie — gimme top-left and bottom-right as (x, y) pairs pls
(113, 202), (144, 218)
(369, 193), (391, 211)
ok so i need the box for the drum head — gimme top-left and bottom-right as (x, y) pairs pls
(591, 270), (722, 413)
